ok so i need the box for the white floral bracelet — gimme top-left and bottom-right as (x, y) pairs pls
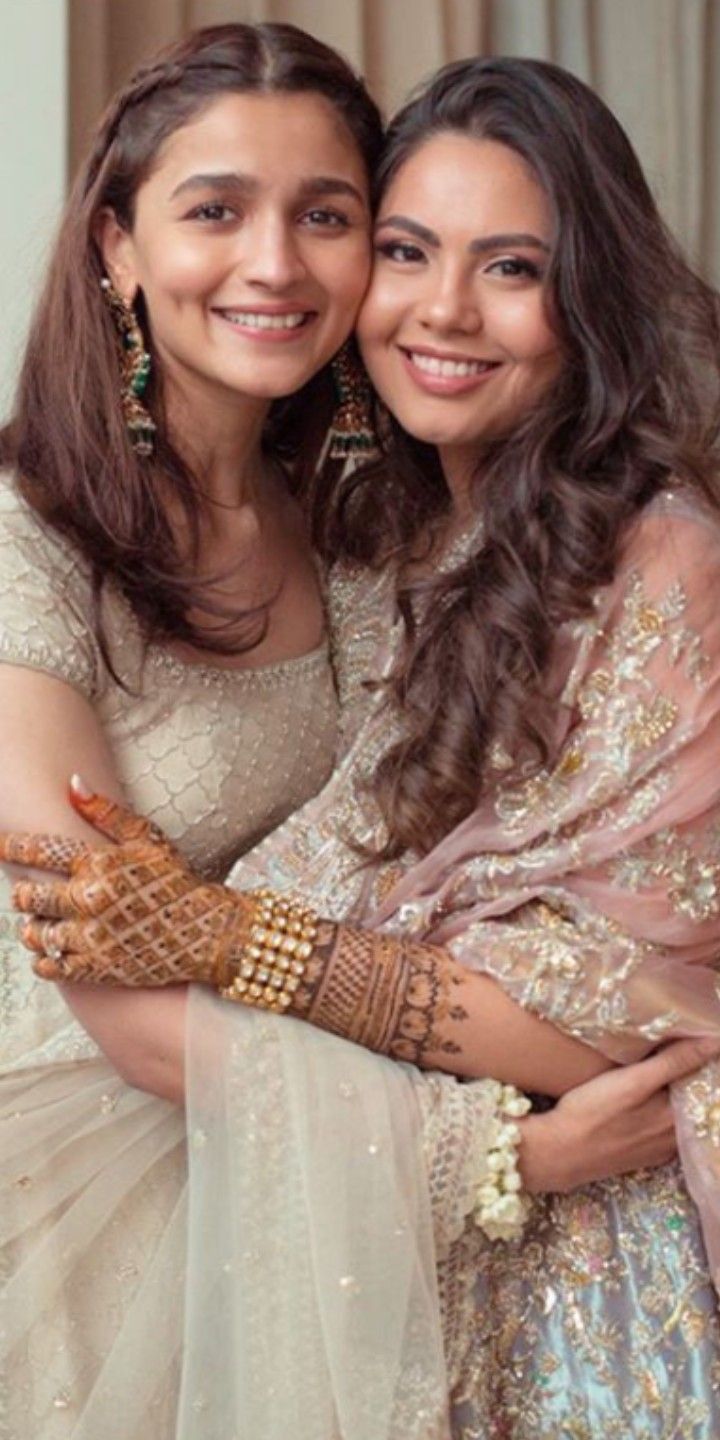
(473, 1082), (532, 1242)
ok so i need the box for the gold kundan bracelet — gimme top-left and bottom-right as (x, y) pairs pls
(220, 888), (320, 1011)
(218, 886), (469, 1073)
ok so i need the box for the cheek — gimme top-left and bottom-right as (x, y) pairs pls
(504, 300), (558, 360)
(356, 277), (402, 350)
(327, 244), (372, 313)
(140, 240), (229, 303)
(331, 264), (371, 321)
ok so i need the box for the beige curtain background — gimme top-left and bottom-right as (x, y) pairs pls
(69, 0), (720, 282)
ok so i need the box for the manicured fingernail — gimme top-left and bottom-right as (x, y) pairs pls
(70, 774), (93, 799)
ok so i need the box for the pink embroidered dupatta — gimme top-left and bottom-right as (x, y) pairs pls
(366, 494), (720, 1283)
(229, 491), (720, 1284)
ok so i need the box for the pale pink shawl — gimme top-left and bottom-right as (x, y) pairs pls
(233, 490), (720, 1281)
(371, 492), (720, 1282)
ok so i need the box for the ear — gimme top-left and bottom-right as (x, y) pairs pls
(94, 207), (139, 303)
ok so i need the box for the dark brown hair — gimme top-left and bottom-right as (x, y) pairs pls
(313, 56), (720, 859)
(0, 24), (383, 664)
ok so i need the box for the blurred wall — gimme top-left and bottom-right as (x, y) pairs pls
(0, 0), (67, 416)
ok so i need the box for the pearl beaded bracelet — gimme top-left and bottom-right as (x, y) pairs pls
(473, 1082), (532, 1242)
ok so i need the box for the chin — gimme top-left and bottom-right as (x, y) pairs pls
(225, 365), (319, 400)
(395, 417), (474, 448)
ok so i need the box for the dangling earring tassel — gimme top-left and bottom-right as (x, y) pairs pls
(100, 277), (157, 458)
(328, 343), (380, 460)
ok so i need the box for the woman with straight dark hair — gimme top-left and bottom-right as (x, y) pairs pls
(13, 55), (720, 1434)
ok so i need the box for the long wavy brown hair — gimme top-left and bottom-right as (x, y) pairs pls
(312, 57), (720, 860)
(0, 24), (382, 666)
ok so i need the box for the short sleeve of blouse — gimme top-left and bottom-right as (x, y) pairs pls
(0, 477), (99, 699)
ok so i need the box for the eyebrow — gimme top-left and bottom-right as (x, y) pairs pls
(375, 214), (550, 254)
(170, 171), (366, 205)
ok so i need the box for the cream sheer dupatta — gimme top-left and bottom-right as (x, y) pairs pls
(180, 993), (505, 1440)
(180, 996), (448, 1439)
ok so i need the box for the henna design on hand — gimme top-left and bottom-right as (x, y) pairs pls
(4, 790), (470, 1067)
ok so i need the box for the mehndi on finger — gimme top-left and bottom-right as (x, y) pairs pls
(69, 789), (173, 849)
(0, 833), (89, 873)
(12, 878), (76, 918)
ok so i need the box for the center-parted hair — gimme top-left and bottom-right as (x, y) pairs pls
(312, 56), (720, 859)
(1, 24), (383, 667)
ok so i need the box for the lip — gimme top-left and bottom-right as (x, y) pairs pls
(212, 305), (318, 344)
(398, 346), (502, 395)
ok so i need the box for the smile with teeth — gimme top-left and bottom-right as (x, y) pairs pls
(220, 310), (310, 331)
(407, 350), (499, 378)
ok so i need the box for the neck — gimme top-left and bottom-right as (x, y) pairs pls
(438, 445), (480, 526)
(164, 372), (272, 509)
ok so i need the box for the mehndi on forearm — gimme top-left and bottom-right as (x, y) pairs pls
(221, 889), (468, 1066)
(220, 889), (606, 1089)
(6, 800), (603, 1088)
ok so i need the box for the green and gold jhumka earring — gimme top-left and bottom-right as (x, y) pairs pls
(100, 277), (156, 458)
(328, 341), (380, 460)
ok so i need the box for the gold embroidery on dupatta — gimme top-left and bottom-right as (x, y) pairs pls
(611, 827), (720, 923)
(494, 569), (705, 839)
(230, 517), (720, 1436)
(682, 1056), (720, 1147)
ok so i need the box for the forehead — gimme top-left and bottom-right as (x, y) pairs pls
(146, 90), (369, 192)
(381, 132), (552, 233)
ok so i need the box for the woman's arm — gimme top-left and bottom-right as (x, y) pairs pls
(0, 665), (187, 1100)
(11, 787), (720, 1196)
(519, 1036), (719, 1192)
(5, 782), (615, 1096)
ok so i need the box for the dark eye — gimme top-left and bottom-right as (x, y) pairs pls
(300, 209), (349, 228)
(376, 240), (425, 264)
(188, 202), (236, 223)
(487, 256), (540, 280)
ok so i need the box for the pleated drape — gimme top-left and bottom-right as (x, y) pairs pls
(69, 0), (720, 280)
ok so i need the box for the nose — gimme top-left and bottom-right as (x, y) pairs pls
(241, 212), (308, 291)
(419, 262), (482, 335)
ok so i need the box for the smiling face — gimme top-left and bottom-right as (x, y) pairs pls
(98, 91), (371, 417)
(358, 132), (562, 481)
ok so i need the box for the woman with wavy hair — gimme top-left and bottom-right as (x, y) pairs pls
(7, 52), (720, 1439)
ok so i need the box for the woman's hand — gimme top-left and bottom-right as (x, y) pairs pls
(0, 785), (249, 988)
(519, 1036), (720, 1193)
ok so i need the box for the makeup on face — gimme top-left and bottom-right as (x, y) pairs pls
(103, 91), (372, 416)
(358, 132), (561, 480)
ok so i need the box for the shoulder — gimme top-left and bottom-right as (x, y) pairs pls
(579, 488), (720, 701)
(0, 471), (91, 585)
(596, 490), (720, 639)
(0, 471), (99, 696)
(620, 489), (720, 581)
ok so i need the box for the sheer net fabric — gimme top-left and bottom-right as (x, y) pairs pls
(180, 995), (503, 1439)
